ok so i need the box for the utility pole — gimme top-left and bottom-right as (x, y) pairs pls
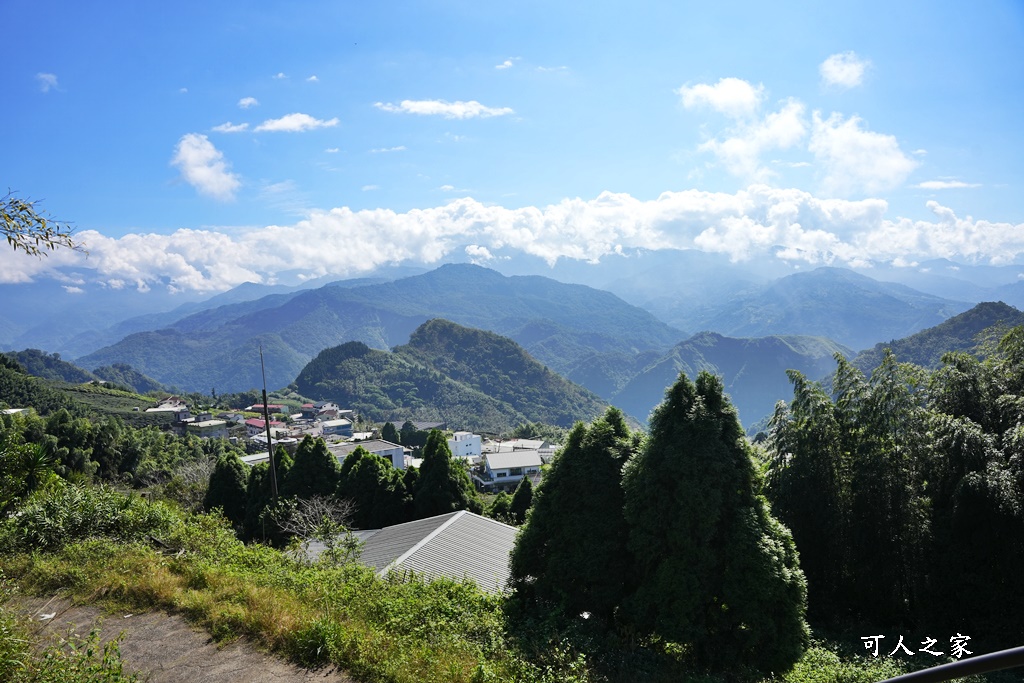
(260, 345), (279, 501)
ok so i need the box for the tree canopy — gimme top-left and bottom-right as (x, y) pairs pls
(623, 371), (808, 674)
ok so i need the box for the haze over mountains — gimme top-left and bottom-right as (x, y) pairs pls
(3, 249), (1024, 430)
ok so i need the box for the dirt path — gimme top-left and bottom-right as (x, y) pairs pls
(11, 595), (354, 683)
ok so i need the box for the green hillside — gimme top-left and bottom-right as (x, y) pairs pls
(293, 319), (608, 431)
(92, 362), (168, 394)
(3, 349), (97, 384)
(609, 332), (852, 427)
(852, 300), (1024, 371)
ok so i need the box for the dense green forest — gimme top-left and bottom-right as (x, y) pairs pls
(294, 319), (609, 430)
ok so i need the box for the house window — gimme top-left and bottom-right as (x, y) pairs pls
(510, 467), (523, 475)
(496, 472), (507, 478)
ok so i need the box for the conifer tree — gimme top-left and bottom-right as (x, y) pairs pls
(413, 429), (481, 517)
(283, 435), (339, 499)
(381, 421), (400, 444)
(623, 371), (808, 674)
(509, 408), (635, 622)
(487, 491), (512, 521)
(204, 452), (249, 529)
(338, 447), (409, 528)
(508, 476), (533, 525)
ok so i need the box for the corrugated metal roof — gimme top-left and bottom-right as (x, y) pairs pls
(485, 450), (543, 470)
(391, 511), (518, 591)
(305, 511), (518, 593)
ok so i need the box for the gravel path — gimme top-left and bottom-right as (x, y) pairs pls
(11, 595), (354, 683)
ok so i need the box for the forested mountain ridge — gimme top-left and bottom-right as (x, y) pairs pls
(77, 264), (682, 393)
(596, 331), (852, 427)
(686, 267), (971, 350)
(293, 319), (609, 431)
(851, 300), (1024, 372)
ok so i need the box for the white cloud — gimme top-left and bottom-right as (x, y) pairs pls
(272, 72), (287, 79)
(375, 99), (514, 119)
(238, 97), (259, 109)
(537, 65), (569, 73)
(17, 186), (1022, 293)
(325, 147), (340, 153)
(370, 146), (406, 153)
(212, 121), (249, 133)
(809, 112), (918, 196)
(62, 285), (84, 294)
(361, 185), (379, 191)
(679, 78), (765, 119)
(916, 180), (981, 190)
(254, 113), (339, 132)
(465, 245), (493, 261)
(495, 58), (515, 70)
(170, 133), (241, 201)
(306, 75), (319, 82)
(912, 149), (928, 156)
(439, 185), (455, 191)
(179, 87), (188, 94)
(36, 73), (59, 93)
(820, 52), (871, 89)
(697, 99), (807, 181)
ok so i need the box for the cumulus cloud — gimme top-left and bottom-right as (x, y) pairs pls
(306, 75), (319, 82)
(325, 147), (340, 153)
(36, 73), (59, 93)
(13, 187), (1022, 292)
(238, 96), (259, 109)
(495, 58), (516, 69)
(170, 133), (241, 201)
(809, 111), (918, 196)
(679, 77), (765, 119)
(273, 72), (287, 79)
(375, 99), (514, 119)
(212, 121), (249, 133)
(254, 113), (339, 132)
(820, 52), (870, 89)
(698, 99), (807, 181)
(370, 146), (406, 153)
(916, 180), (981, 190)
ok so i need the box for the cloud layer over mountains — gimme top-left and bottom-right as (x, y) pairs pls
(2, 185), (1022, 294)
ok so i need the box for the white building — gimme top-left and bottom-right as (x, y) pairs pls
(321, 418), (353, 438)
(328, 439), (405, 470)
(448, 431), (482, 458)
(475, 449), (543, 490)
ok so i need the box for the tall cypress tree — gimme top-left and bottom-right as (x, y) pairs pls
(204, 451), (249, 530)
(623, 371), (808, 674)
(283, 435), (340, 499)
(508, 407), (635, 622)
(413, 429), (480, 518)
(508, 476), (533, 525)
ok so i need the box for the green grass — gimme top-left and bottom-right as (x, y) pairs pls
(1, 484), (991, 683)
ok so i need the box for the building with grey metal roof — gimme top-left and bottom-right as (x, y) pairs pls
(309, 511), (518, 593)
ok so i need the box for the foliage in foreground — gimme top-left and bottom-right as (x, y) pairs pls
(0, 483), (935, 683)
(0, 580), (137, 683)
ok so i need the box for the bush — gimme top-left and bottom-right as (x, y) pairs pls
(1, 483), (176, 551)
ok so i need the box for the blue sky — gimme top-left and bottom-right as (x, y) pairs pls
(3, 0), (1023, 293)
